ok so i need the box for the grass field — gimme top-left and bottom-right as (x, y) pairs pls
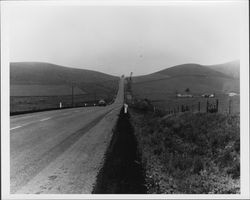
(10, 93), (115, 114)
(133, 91), (240, 114)
(10, 85), (118, 114)
(130, 110), (240, 194)
(10, 85), (86, 96)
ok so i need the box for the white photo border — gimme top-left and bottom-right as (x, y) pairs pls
(1, 0), (249, 199)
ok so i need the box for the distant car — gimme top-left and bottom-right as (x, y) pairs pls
(98, 99), (106, 106)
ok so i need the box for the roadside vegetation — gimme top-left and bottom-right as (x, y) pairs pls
(130, 106), (240, 194)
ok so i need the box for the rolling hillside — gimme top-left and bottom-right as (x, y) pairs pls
(132, 61), (240, 98)
(10, 62), (119, 97)
(10, 85), (86, 96)
(206, 60), (240, 79)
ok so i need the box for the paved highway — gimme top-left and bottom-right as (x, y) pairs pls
(10, 78), (124, 194)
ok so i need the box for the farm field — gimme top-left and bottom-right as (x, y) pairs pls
(10, 93), (115, 114)
(133, 92), (240, 114)
(10, 85), (86, 96)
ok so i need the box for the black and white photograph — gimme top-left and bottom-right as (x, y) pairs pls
(1, 0), (249, 199)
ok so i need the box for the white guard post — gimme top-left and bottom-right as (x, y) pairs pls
(124, 103), (128, 114)
(59, 102), (62, 108)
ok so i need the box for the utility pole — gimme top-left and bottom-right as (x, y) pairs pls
(130, 72), (133, 81)
(128, 72), (133, 93)
(229, 99), (232, 114)
(216, 99), (219, 113)
(206, 100), (209, 113)
(72, 85), (74, 107)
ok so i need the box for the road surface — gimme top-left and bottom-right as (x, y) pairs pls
(10, 78), (124, 194)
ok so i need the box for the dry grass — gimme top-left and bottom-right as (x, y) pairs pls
(130, 110), (240, 194)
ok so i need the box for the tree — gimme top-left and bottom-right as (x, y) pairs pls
(185, 88), (190, 93)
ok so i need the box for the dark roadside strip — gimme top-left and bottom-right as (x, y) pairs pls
(92, 108), (146, 194)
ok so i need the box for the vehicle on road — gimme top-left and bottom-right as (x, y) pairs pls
(98, 99), (107, 106)
(176, 93), (193, 98)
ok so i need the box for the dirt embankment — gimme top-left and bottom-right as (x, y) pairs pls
(93, 109), (146, 194)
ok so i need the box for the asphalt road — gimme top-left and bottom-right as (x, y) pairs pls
(10, 77), (124, 194)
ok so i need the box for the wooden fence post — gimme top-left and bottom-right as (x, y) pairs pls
(206, 100), (209, 113)
(216, 99), (219, 113)
(229, 99), (232, 114)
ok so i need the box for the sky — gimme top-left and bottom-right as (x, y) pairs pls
(8, 2), (241, 76)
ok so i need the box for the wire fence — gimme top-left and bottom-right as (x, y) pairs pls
(128, 93), (240, 116)
(124, 77), (240, 116)
(151, 96), (240, 115)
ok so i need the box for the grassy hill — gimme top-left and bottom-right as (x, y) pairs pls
(10, 62), (119, 113)
(206, 60), (240, 79)
(10, 85), (86, 96)
(130, 61), (240, 114)
(132, 61), (239, 97)
(10, 62), (119, 96)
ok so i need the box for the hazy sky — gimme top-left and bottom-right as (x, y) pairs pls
(8, 2), (241, 76)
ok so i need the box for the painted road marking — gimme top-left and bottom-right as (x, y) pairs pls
(10, 108), (103, 131)
(40, 117), (51, 122)
(10, 126), (22, 130)
(11, 117), (52, 131)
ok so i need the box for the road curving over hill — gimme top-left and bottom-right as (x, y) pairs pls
(10, 77), (124, 194)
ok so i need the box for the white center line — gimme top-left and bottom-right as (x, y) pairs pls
(10, 117), (53, 131)
(40, 117), (51, 122)
(10, 126), (22, 131)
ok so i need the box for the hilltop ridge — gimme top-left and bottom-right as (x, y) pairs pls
(132, 61), (239, 94)
(10, 62), (119, 96)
